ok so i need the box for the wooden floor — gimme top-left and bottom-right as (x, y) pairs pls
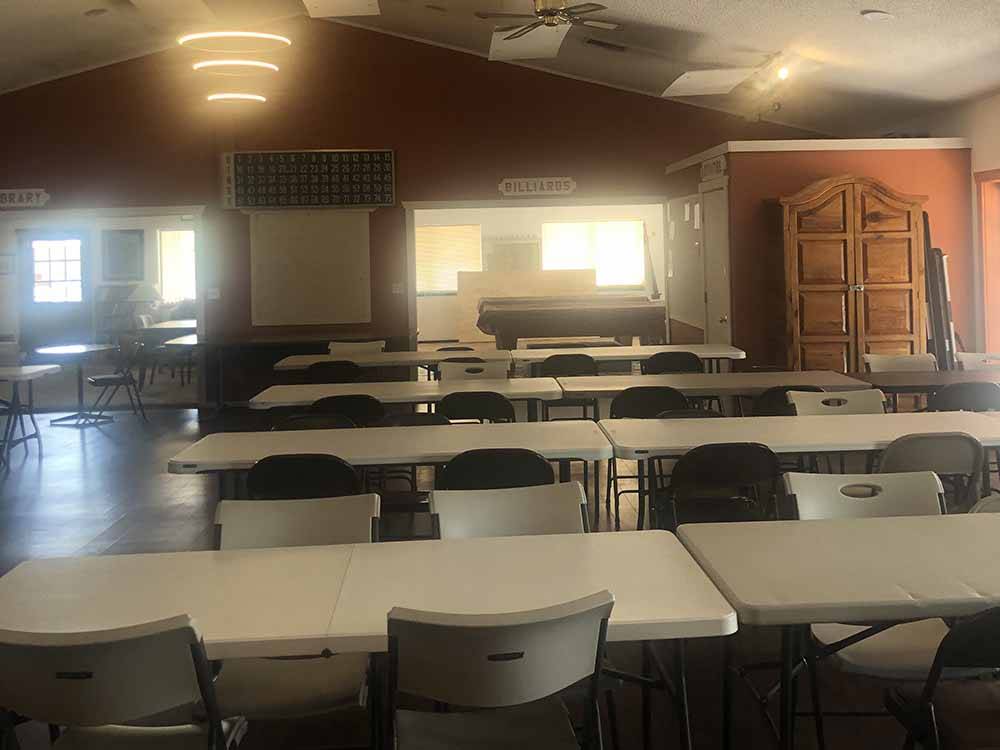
(2, 409), (907, 750)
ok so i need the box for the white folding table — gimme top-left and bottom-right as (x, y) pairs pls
(273, 349), (512, 372)
(599, 411), (1000, 528)
(0, 365), (61, 465)
(512, 344), (746, 373)
(679, 515), (1000, 750)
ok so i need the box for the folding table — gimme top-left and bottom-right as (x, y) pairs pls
(679, 515), (1000, 750)
(273, 349), (512, 372)
(0, 365), (60, 466)
(859, 369), (1000, 396)
(512, 344), (746, 374)
(34, 344), (117, 426)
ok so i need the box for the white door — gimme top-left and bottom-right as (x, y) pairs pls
(665, 195), (705, 343)
(701, 184), (732, 345)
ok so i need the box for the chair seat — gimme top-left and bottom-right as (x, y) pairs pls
(55, 717), (246, 750)
(88, 374), (130, 387)
(889, 680), (1000, 750)
(395, 698), (579, 750)
(812, 619), (955, 680)
(214, 653), (368, 719)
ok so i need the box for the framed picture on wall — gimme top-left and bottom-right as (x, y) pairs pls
(102, 229), (144, 281)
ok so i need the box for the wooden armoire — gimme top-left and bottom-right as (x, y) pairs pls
(781, 175), (928, 373)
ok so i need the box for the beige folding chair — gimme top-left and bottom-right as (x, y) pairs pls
(956, 352), (1000, 371)
(787, 389), (886, 471)
(430, 482), (588, 539)
(862, 353), (938, 372)
(878, 432), (985, 510)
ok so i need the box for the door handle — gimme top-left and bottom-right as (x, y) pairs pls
(719, 314), (729, 324)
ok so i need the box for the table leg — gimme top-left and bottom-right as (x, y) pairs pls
(779, 625), (802, 750)
(641, 640), (652, 750)
(675, 639), (693, 750)
(636, 457), (646, 530)
(527, 399), (539, 422)
(592, 460), (600, 529)
(558, 459), (570, 483)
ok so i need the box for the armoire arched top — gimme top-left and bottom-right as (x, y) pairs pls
(781, 174), (928, 373)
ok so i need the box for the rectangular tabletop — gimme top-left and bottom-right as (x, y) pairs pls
(330, 531), (736, 650)
(599, 411), (1000, 458)
(0, 365), (61, 382)
(169, 421), (613, 473)
(250, 378), (563, 409)
(164, 334), (199, 347)
(679, 515), (1000, 626)
(511, 344), (746, 364)
(558, 370), (870, 399)
(274, 349), (512, 371)
(859, 369), (1000, 394)
(0, 546), (354, 659)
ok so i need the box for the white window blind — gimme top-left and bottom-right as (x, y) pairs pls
(415, 225), (482, 293)
(542, 220), (645, 287)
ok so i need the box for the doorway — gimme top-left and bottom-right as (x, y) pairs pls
(17, 229), (91, 350)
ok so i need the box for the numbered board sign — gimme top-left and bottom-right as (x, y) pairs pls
(222, 150), (395, 209)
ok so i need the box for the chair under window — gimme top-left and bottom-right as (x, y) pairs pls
(84, 337), (147, 423)
(311, 394), (386, 426)
(436, 448), (554, 491)
(430, 481), (588, 538)
(385, 591), (613, 750)
(437, 391), (516, 423)
(0, 615), (246, 750)
(306, 360), (362, 385)
(246, 454), (362, 500)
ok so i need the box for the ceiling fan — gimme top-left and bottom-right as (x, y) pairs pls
(475, 1), (621, 41)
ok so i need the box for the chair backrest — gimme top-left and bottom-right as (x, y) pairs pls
(656, 408), (725, 419)
(247, 453), (362, 499)
(438, 360), (510, 380)
(306, 360), (362, 384)
(272, 413), (356, 431)
(311, 394), (386, 426)
(115, 336), (144, 373)
(927, 382), (1000, 412)
(785, 471), (944, 520)
(970, 494), (1000, 513)
(641, 351), (704, 375)
(388, 591), (613, 708)
(610, 386), (689, 418)
(379, 413), (452, 427)
(0, 342), (23, 366)
(957, 352), (1000, 371)
(437, 391), (516, 423)
(671, 443), (781, 491)
(0, 616), (220, 729)
(787, 388), (886, 415)
(430, 482), (588, 538)
(752, 385), (824, 417)
(539, 354), (598, 377)
(863, 353), (938, 372)
(879, 432), (984, 480)
(921, 606), (1000, 700)
(216, 494), (379, 549)
(437, 448), (555, 490)
(328, 340), (385, 354)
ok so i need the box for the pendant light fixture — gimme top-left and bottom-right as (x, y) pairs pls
(193, 60), (279, 75)
(178, 31), (291, 53)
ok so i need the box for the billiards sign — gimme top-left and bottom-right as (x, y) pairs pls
(0, 188), (50, 208)
(498, 177), (577, 197)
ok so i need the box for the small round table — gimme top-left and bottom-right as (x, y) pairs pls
(34, 344), (118, 427)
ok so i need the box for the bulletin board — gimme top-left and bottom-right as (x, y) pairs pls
(250, 210), (372, 327)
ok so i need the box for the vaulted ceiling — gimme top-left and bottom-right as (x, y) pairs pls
(4, 0), (1000, 135)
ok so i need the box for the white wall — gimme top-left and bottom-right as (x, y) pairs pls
(414, 203), (665, 342)
(0, 207), (201, 341)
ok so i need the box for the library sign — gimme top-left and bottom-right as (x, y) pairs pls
(0, 188), (50, 208)
(498, 177), (576, 197)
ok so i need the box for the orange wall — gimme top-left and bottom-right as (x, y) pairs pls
(727, 149), (973, 365)
(0, 18), (815, 343)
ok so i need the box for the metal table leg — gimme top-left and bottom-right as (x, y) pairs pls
(779, 624), (803, 750)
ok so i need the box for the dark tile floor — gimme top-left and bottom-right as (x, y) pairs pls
(2, 409), (907, 750)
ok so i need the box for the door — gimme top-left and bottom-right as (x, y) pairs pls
(666, 194), (705, 343)
(17, 229), (91, 350)
(702, 186), (732, 345)
(784, 182), (857, 372)
(854, 183), (926, 358)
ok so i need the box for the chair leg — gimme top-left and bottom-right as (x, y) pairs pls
(604, 691), (621, 750)
(806, 652), (826, 750)
(132, 382), (148, 421)
(606, 460), (619, 531)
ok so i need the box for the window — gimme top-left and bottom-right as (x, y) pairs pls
(33, 240), (82, 302)
(415, 225), (482, 294)
(158, 230), (196, 303)
(542, 220), (646, 287)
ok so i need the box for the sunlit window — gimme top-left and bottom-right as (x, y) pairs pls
(541, 220), (645, 287)
(415, 225), (483, 294)
(158, 230), (197, 303)
(33, 240), (82, 303)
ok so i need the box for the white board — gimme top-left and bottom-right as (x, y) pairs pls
(250, 210), (372, 326)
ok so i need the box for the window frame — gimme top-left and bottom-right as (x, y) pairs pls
(31, 239), (84, 304)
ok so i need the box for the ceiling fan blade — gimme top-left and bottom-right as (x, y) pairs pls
(580, 19), (620, 30)
(564, 3), (607, 15)
(505, 20), (545, 40)
(475, 11), (539, 19)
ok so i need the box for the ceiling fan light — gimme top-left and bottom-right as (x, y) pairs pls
(193, 59), (280, 75)
(178, 31), (291, 52)
(206, 93), (267, 103)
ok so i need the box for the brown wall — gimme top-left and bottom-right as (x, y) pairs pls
(727, 149), (974, 365)
(0, 18), (815, 345)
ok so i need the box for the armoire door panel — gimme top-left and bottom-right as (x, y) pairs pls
(861, 237), (913, 284)
(799, 291), (848, 336)
(862, 289), (914, 335)
(859, 191), (912, 232)
(864, 340), (915, 356)
(799, 240), (849, 284)
(800, 342), (850, 373)
(794, 190), (849, 233)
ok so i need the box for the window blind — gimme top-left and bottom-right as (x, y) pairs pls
(415, 224), (482, 293)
